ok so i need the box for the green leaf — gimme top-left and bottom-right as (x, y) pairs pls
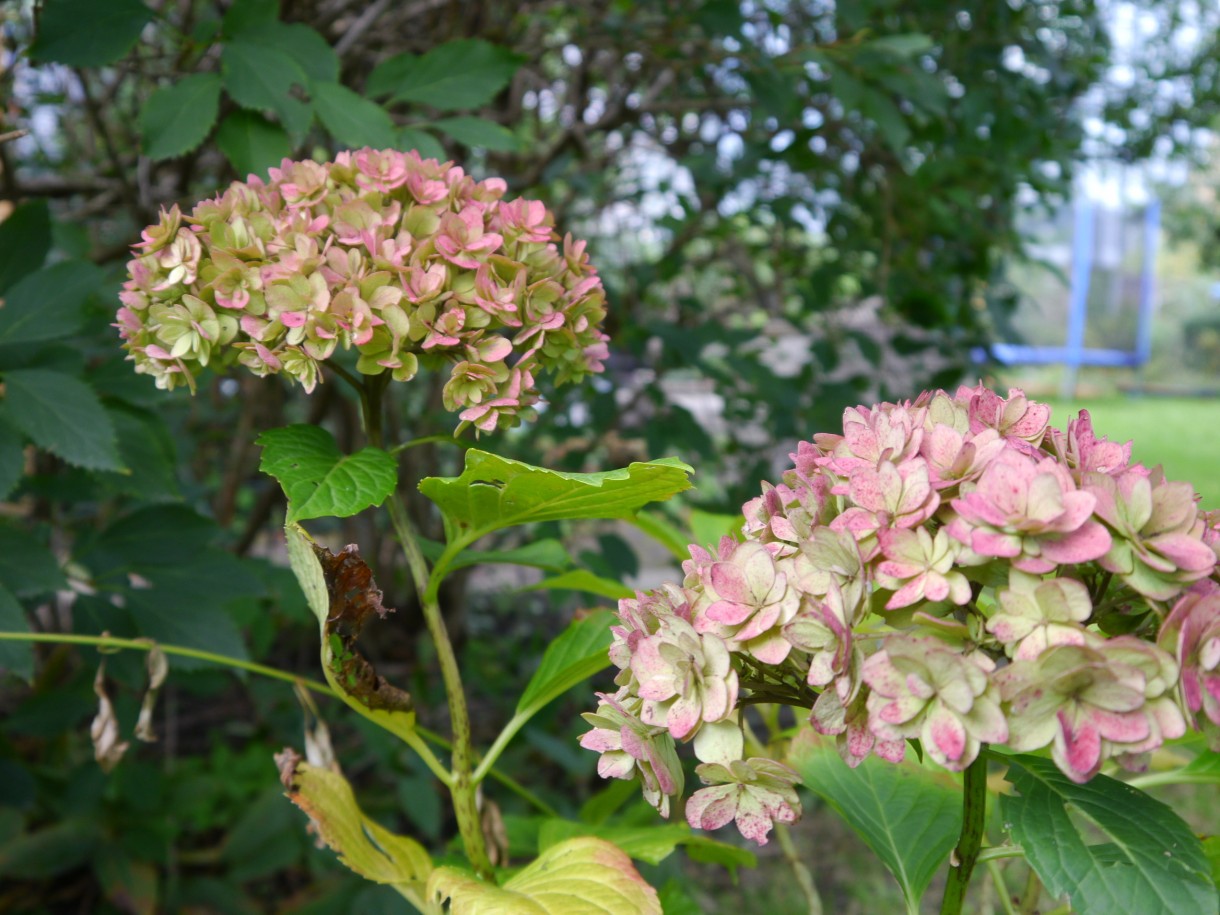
(516, 610), (614, 716)
(0, 524), (66, 597)
(96, 405), (180, 500)
(311, 82), (397, 149)
(1001, 754), (1218, 915)
(629, 511), (693, 561)
(257, 425), (397, 523)
(216, 110), (293, 178)
(790, 730), (962, 910)
(367, 39), (523, 111)
(0, 260), (103, 345)
(419, 450), (692, 544)
(283, 760), (431, 903)
(0, 583), (32, 682)
(3, 370), (123, 471)
(75, 505), (219, 576)
(140, 74), (223, 160)
(0, 819), (102, 878)
(221, 39), (311, 134)
(427, 836), (660, 914)
(431, 116), (518, 151)
(1129, 751), (1220, 789)
(0, 422), (22, 500)
(1204, 836), (1220, 890)
(688, 508), (744, 551)
(94, 846), (158, 915)
(396, 126), (447, 161)
(125, 571), (251, 669)
(525, 569), (634, 601)
(0, 201), (51, 294)
(866, 33), (935, 58)
(29, 0), (153, 66)
(285, 522), (331, 627)
(264, 22), (339, 84)
(418, 537), (573, 574)
(222, 0), (278, 37)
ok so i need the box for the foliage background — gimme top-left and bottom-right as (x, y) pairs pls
(2, 0), (1220, 911)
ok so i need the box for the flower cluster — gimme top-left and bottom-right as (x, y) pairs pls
(117, 150), (608, 432)
(582, 385), (1220, 844)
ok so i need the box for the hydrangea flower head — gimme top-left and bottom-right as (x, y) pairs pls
(118, 150), (608, 432)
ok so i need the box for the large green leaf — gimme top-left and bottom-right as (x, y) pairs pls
(221, 39), (311, 135)
(75, 505), (220, 576)
(282, 759), (430, 909)
(96, 405), (179, 500)
(3, 370), (122, 471)
(418, 450), (692, 544)
(263, 22), (339, 83)
(426, 836), (661, 914)
(29, 0), (153, 66)
(140, 74), (222, 160)
(311, 82), (397, 149)
(0, 201), (51, 294)
(0, 583), (32, 681)
(396, 126), (447, 162)
(258, 425), (397, 523)
(0, 261), (103, 345)
(215, 110), (293, 178)
(0, 819), (102, 878)
(1001, 754), (1217, 915)
(790, 730), (962, 912)
(418, 537), (573, 574)
(516, 610), (614, 716)
(366, 39), (523, 110)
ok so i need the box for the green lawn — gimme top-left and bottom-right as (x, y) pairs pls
(1042, 397), (1220, 510)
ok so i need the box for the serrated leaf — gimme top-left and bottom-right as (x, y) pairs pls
(29, 0), (152, 67)
(431, 116), (517, 151)
(419, 451), (692, 544)
(0, 201), (51, 294)
(96, 405), (180, 500)
(0, 583), (32, 682)
(368, 39), (522, 111)
(3, 370), (123, 471)
(1001, 754), (1217, 915)
(0, 819), (102, 878)
(125, 571), (251, 670)
(216, 110), (293, 178)
(516, 610), (614, 716)
(311, 82), (397, 149)
(525, 570), (633, 601)
(0, 524), (66, 597)
(221, 0), (278, 37)
(221, 39), (311, 135)
(283, 760), (431, 905)
(789, 730), (961, 910)
(396, 126), (447, 161)
(75, 505), (219, 576)
(427, 836), (660, 914)
(0, 260), (103, 345)
(140, 74), (222, 160)
(258, 425), (397, 523)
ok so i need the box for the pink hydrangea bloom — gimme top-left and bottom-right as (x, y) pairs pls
(1159, 586), (1220, 748)
(685, 758), (801, 846)
(118, 150), (607, 431)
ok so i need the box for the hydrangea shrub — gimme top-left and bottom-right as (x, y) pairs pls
(117, 149), (608, 432)
(583, 385), (1220, 845)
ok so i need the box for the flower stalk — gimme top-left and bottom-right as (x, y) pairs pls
(940, 752), (988, 915)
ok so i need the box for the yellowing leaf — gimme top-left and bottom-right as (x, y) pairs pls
(427, 837), (661, 914)
(283, 759), (431, 907)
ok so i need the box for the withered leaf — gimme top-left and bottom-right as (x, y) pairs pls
(312, 542), (412, 715)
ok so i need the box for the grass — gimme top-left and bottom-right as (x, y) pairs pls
(1040, 396), (1220, 509)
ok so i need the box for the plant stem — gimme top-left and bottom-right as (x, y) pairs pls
(986, 859), (1020, 915)
(360, 376), (493, 879)
(775, 822), (823, 915)
(940, 752), (988, 915)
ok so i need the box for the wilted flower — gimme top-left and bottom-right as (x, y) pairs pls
(685, 758), (802, 845)
(996, 639), (1182, 782)
(119, 150), (607, 432)
(580, 691), (684, 817)
(862, 636), (1007, 770)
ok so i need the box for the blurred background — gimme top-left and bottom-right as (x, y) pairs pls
(3, 1), (1220, 912)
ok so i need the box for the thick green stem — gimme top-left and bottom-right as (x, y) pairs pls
(941, 753), (988, 915)
(362, 376), (492, 879)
